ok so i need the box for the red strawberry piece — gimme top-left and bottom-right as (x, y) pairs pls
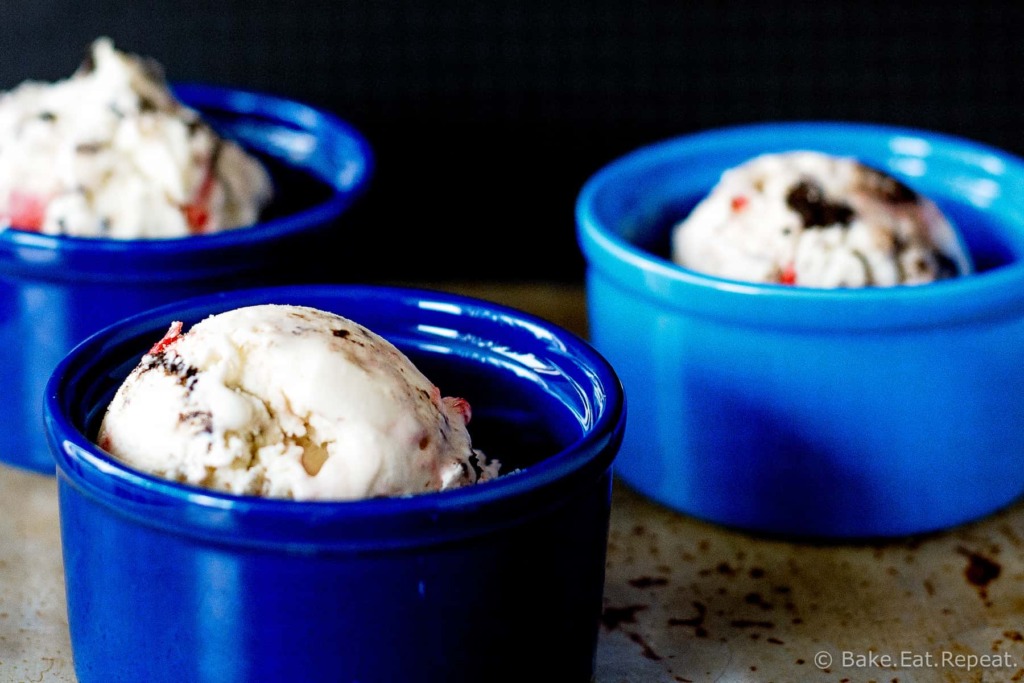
(184, 165), (216, 234)
(148, 321), (184, 355)
(444, 397), (472, 424)
(7, 190), (48, 231)
(779, 265), (797, 286)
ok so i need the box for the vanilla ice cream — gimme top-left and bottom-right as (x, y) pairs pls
(97, 305), (501, 500)
(671, 151), (971, 287)
(0, 37), (272, 238)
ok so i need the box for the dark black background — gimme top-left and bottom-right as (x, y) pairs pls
(1, 1), (1021, 283)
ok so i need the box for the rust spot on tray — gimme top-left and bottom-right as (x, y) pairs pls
(744, 592), (773, 610)
(729, 619), (774, 629)
(601, 604), (646, 631)
(963, 551), (1001, 586)
(1000, 524), (1024, 548)
(668, 601), (708, 638)
(699, 561), (737, 578)
(958, 546), (1001, 605)
(627, 631), (661, 661)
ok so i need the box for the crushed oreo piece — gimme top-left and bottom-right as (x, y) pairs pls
(786, 180), (854, 229)
(76, 141), (104, 155)
(859, 165), (918, 204)
(142, 351), (200, 390)
(332, 329), (350, 338)
(185, 117), (205, 136)
(139, 56), (166, 85)
(180, 410), (213, 434)
(209, 137), (223, 169)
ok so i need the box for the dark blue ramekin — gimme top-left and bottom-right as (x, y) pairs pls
(45, 284), (625, 683)
(0, 84), (373, 473)
(577, 120), (1024, 538)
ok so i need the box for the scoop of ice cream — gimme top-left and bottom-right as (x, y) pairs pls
(96, 304), (500, 501)
(0, 37), (272, 238)
(671, 151), (971, 288)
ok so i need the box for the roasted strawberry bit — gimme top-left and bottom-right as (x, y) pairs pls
(444, 397), (473, 424)
(779, 265), (797, 286)
(148, 321), (184, 355)
(184, 203), (209, 233)
(183, 164), (216, 234)
(730, 195), (748, 212)
(6, 190), (48, 231)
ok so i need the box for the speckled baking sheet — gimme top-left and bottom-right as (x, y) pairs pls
(598, 484), (1024, 683)
(4, 282), (1024, 683)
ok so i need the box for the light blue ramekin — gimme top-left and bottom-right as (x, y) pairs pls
(577, 121), (1024, 538)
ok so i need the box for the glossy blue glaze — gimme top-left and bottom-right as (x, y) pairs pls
(45, 284), (625, 683)
(0, 85), (373, 473)
(577, 121), (1024, 538)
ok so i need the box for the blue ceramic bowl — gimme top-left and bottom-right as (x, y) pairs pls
(44, 284), (625, 683)
(0, 84), (373, 474)
(577, 121), (1024, 539)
